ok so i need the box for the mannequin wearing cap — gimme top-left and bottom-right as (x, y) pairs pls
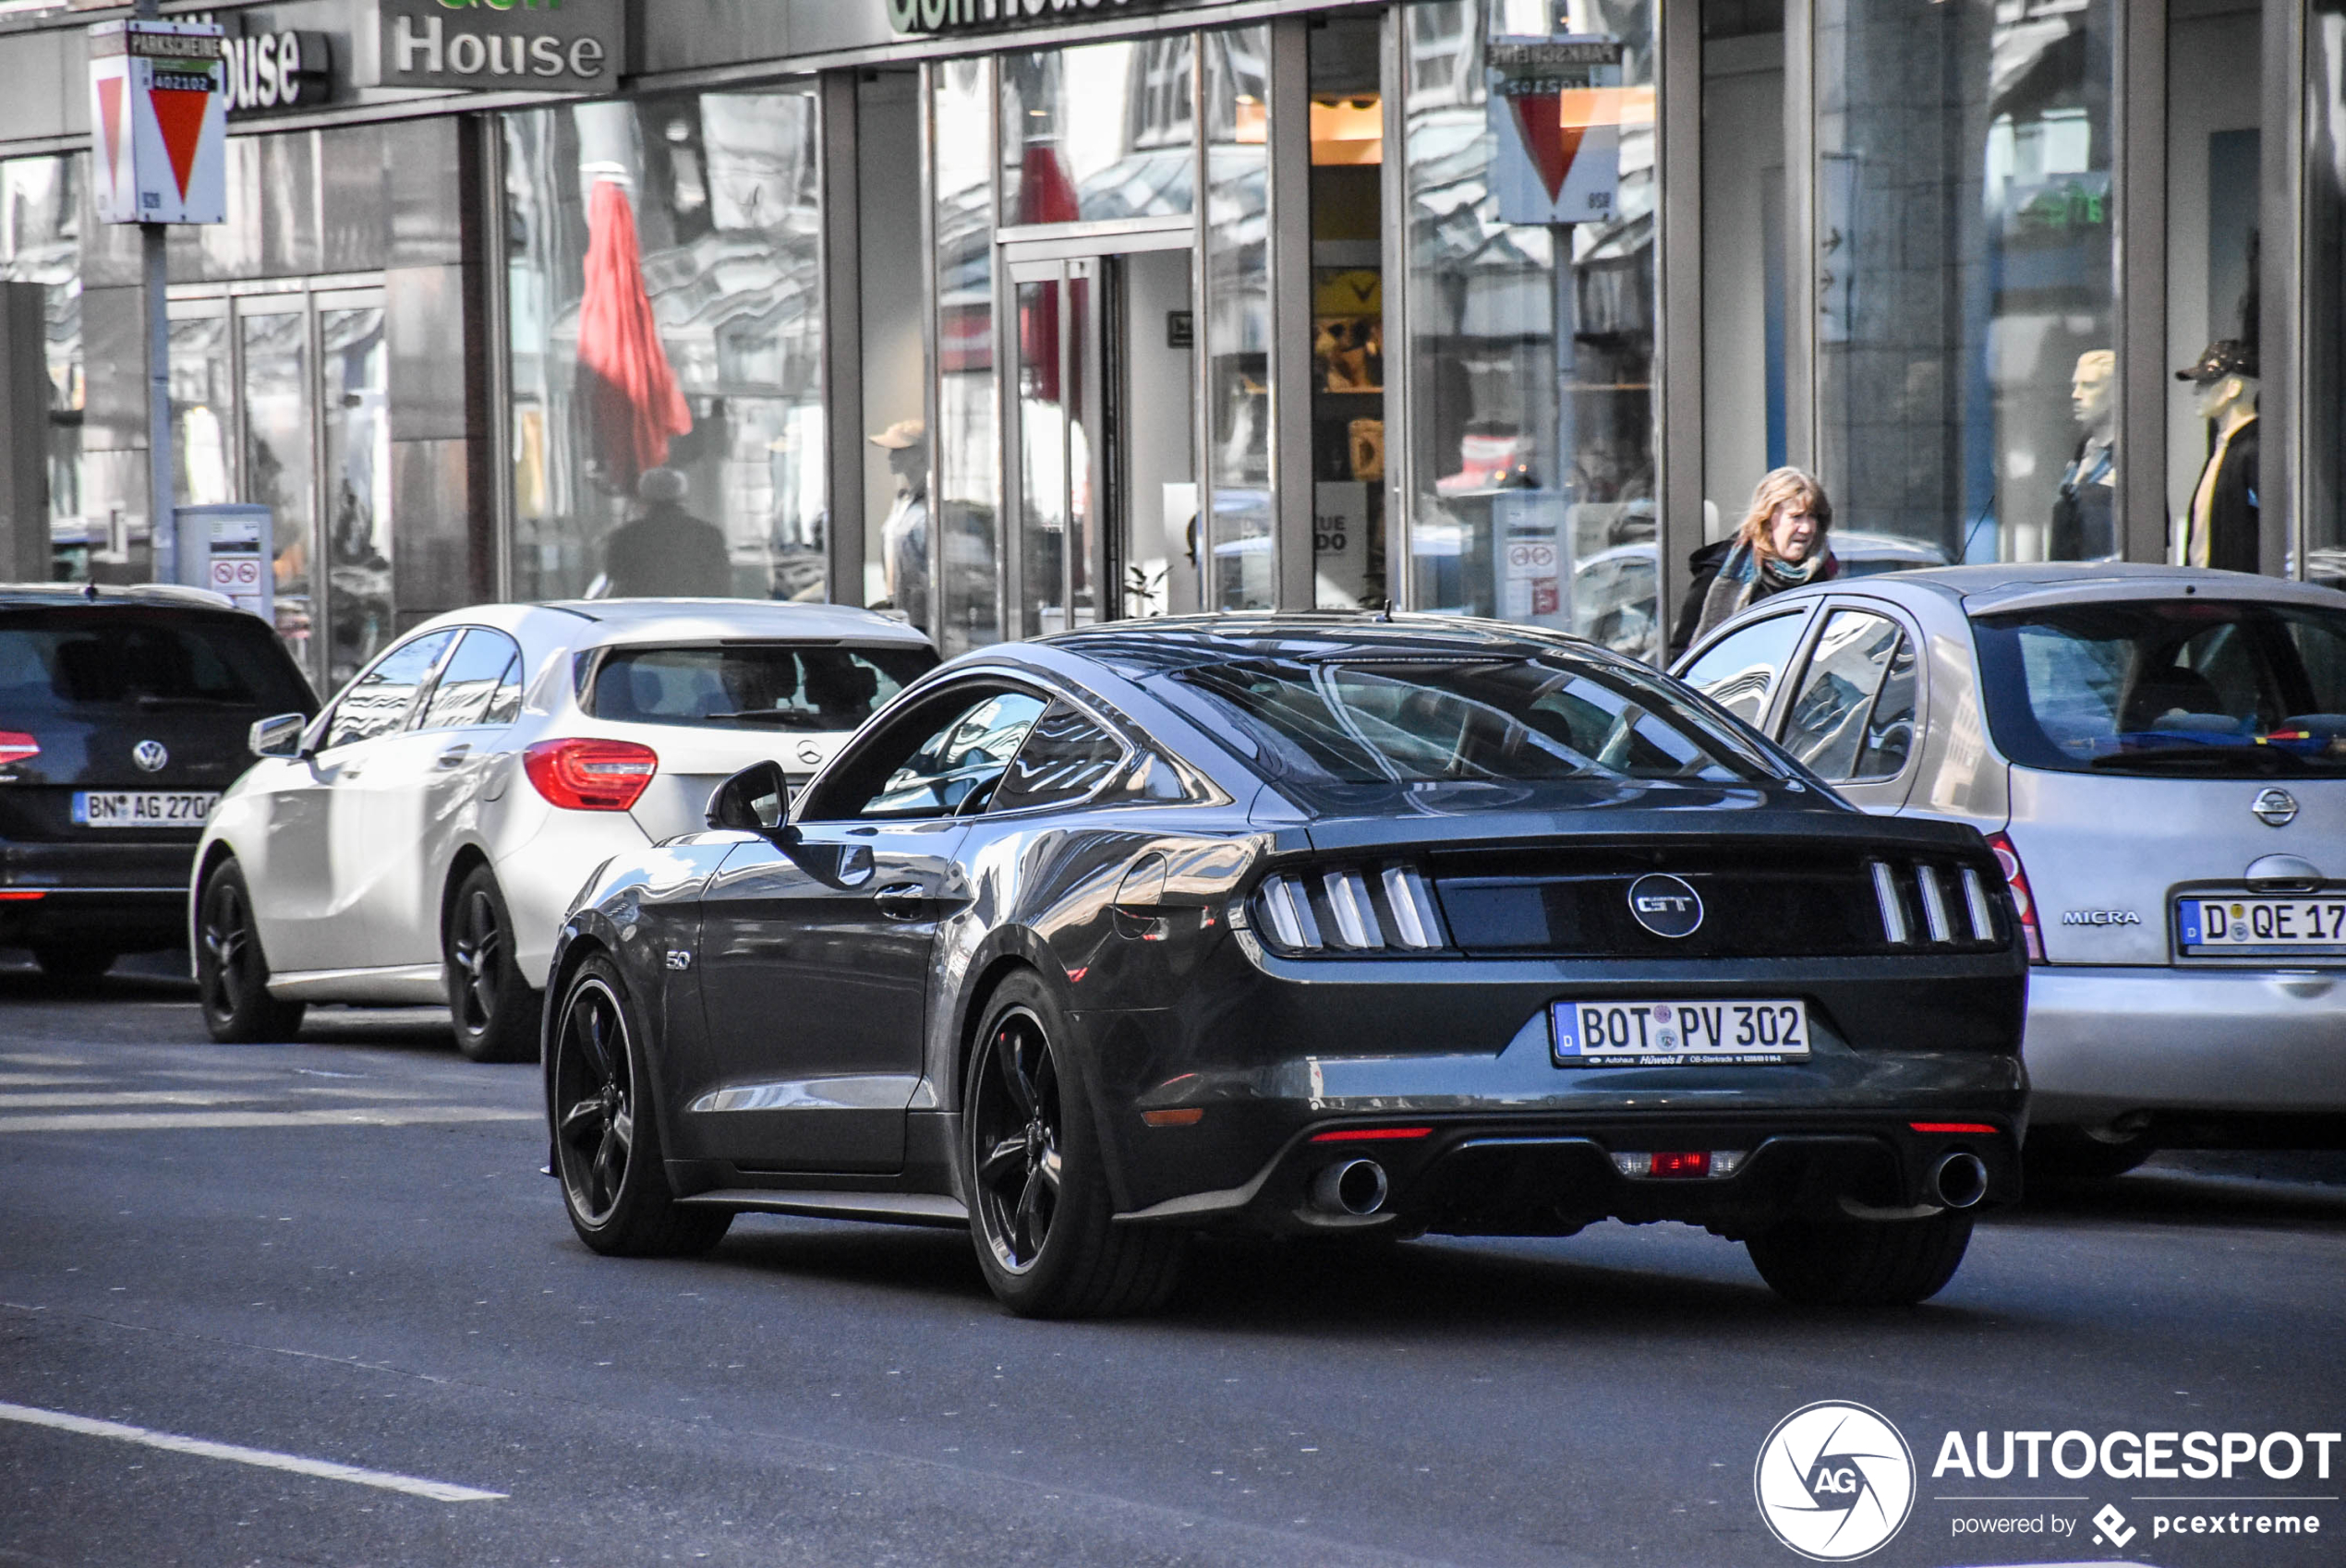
(2177, 340), (2260, 573)
(602, 467), (732, 598)
(2050, 350), (2115, 561)
(872, 419), (930, 633)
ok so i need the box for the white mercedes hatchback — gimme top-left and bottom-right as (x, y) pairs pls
(188, 598), (936, 1058)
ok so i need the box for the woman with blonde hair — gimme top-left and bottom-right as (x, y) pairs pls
(1667, 466), (1839, 657)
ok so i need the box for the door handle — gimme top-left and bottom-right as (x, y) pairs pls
(873, 883), (925, 920)
(435, 745), (472, 768)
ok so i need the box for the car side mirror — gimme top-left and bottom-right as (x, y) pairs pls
(249, 712), (308, 759)
(707, 759), (791, 838)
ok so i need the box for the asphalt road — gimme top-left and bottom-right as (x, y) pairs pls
(1, 959), (2341, 1568)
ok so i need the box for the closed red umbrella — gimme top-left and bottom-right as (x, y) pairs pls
(576, 178), (691, 492)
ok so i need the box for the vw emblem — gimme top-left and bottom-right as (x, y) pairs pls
(795, 742), (824, 766)
(131, 740), (169, 773)
(1626, 873), (1703, 938)
(2252, 787), (2298, 827)
(1753, 1401), (1916, 1561)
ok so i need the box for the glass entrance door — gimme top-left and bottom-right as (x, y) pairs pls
(1009, 246), (1195, 636)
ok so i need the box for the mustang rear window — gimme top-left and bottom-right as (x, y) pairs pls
(586, 643), (937, 730)
(1973, 599), (2346, 777)
(0, 609), (311, 716)
(1161, 655), (1773, 787)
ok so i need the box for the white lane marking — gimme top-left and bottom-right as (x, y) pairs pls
(0, 1087), (440, 1109)
(0, 1106), (536, 1134)
(0, 1073), (105, 1088)
(0, 1400), (505, 1502)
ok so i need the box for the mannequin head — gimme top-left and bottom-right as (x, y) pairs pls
(2177, 340), (2260, 428)
(869, 419), (928, 493)
(2195, 372), (2258, 425)
(2071, 350), (2115, 432)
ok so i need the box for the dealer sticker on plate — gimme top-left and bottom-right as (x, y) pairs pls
(1551, 999), (1811, 1067)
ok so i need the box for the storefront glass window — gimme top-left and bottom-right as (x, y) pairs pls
(321, 307), (392, 686)
(1206, 26), (1273, 610)
(504, 90), (826, 603)
(933, 60), (1002, 653)
(1814, 0), (2114, 564)
(1402, 0), (1659, 651)
(2305, 1), (2346, 587)
(241, 307), (314, 672)
(1310, 12), (1387, 612)
(1002, 39), (1196, 228)
(1, 154), (83, 582)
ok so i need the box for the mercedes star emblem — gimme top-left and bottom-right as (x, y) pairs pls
(796, 742), (824, 766)
(1626, 873), (1704, 938)
(2252, 787), (2299, 827)
(132, 740), (169, 773)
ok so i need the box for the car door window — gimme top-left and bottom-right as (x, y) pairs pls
(1678, 610), (1808, 726)
(320, 631), (456, 750)
(836, 690), (1046, 821)
(417, 629), (524, 730)
(988, 702), (1126, 814)
(1779, 609), (1916, 781)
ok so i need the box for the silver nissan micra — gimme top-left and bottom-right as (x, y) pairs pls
(1675, 562), (2346, 1180)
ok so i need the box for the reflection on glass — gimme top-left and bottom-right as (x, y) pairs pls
(320, 308), (391, 689)
(1017, 276), (1068, 637)
(1309, 13), (1388, 610)
(2307, 0), (2346, 589)
(168, 315), (233, 506)
(502, 90), (827, 603)
(241, 308), (312, 672)
(1068, 262), (1095, 628)
(934, 59), (1001, 654)
(1402, 0), (1659, 650)
(1815, 0), (2113, 563)
(1205, 27), (1272, 609)
(1002, 39), (1195, 226)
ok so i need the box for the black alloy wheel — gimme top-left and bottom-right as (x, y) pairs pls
(961, 971), (1185, 1318)
(445, 865), (538, 1063)
(550, 955), (729, 1257)
(194, 861), (306, 1044)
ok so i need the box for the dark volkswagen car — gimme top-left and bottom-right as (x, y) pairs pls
(543, 616), (2026, 1316)
(0, 585), (315, 976)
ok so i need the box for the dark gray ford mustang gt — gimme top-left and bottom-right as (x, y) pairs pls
(542, 615), (2026, 1316)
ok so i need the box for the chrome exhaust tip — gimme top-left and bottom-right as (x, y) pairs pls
(1931, 1151), (1989, 1210)
(1311, 1158), (1389, 1217)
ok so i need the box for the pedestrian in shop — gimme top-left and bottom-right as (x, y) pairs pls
(870, 419), (931, 633)
(602, 467), (732, 598)
(1669, 466), (1840, 659)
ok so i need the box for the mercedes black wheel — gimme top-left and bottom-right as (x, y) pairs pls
(194, 861), (306, 1044)
(961, 970), (1185, 1318)
(1745, 1211), (1974, 1308)
(445, 864), (540, 1064)
(550, 954), (729, 1258)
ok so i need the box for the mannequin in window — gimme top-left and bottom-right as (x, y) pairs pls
(2176, 340), (2260, 573)
(2050, 349), (2115, 561)
(870, 419), (930, 633)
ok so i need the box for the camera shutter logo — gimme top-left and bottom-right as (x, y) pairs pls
(1626, 873), (1703, 938)
(132, 740), (170, 773)
(1753, 1401), (1916, 1561)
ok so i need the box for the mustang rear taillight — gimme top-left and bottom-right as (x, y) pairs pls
(0, 731), (39, 766)
(1253, 864), (1446, 953)
(1868, 858), (2004, 951)
(524, 738), (658, 812)
(1985, 832), (2044, 964)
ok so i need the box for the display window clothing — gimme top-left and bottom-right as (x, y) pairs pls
(2050, 435), (2116, 561)
(2184, 416), (2260, 573)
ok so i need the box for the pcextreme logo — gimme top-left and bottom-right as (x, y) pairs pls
(1754, 1402), (1917, 1561)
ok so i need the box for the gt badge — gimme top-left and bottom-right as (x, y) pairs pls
(1626, 873), (1703, 939)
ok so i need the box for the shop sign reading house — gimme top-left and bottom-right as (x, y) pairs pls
(370, 0), (623, 94)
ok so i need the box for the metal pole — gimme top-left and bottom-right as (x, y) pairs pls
(133, 0), (174, 584)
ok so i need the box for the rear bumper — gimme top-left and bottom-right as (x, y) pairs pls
(0, 837), (195, 949)
(2024, 965), (2346, 1124)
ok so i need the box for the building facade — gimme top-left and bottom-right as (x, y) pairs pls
(0, 0), (2333, 693)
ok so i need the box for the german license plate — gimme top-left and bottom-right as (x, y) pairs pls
(71, 791), (219, 828)
(1551, 998), (1811, 1066)
(2178, 896), (2346, 954)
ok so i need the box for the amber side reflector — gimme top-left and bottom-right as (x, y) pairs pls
(1910, 1122), (1999, 1135)
(1141, 1108), (1203, 1128)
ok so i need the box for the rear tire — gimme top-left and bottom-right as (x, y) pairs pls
(445, 863), (540, 1064)
(961, 971), (1186, 1318)
(32, 947), (115, 982)
(550, 954), (730, 1258)
(1746, 1211), (1974, 1307)
(2024, 1128), (2154, 1188)
(194, 861), (307, 1043)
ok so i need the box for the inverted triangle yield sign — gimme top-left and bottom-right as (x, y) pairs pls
(147, 87), (212, 201)
(1506, 91), (1590, 206)
(96, 77), (126, 187)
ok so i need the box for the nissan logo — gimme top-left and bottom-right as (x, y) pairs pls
(132, 740), (169, 773)
(2252, 788), (2299, 827)
(1626, 873), (1704, 939)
